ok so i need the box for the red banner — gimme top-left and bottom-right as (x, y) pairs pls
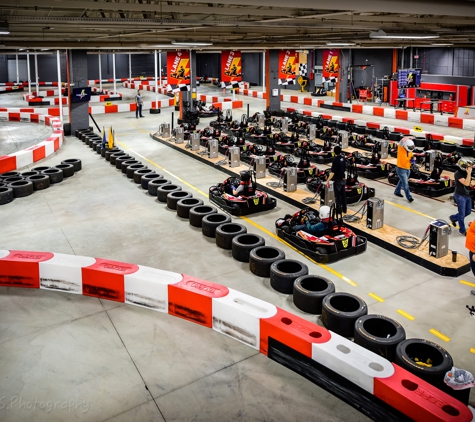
(278, 50), (298, 80)
(221, 51), (242, 83)
(167, 51), (191, 85)
(322, 49), (339, 79)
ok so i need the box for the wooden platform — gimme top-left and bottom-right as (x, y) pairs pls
(150, 133), (470, 277)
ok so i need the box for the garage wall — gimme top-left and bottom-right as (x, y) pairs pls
(242, 52), (262, 86)
(196, 53), (220, 79)
(87, 54), (129, 80)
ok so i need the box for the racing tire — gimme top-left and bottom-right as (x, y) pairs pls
(456, 145), (473, 157)
(388, 132), (402, 142)
(189, 205), (217, 228)
(157, 184), (182, 203)
(54, 164), (75, 178)
(249, 246), (285, 278)
(61, 159), (82, 172)
(109, 152), (127, 165)
(413, 137), (427, 148)
(293, 275), (335, 314)
(215, 223), (247, 250)
(202, 213), (232, 238)
(270, 259), (309, 294)
(8, 180), (34, 198)
(0, 186), (14, 205)
(440, 142), (457, 154)
(430, 140), (441, 150)
(148, 178), (171, 196)
(167, 191), (192, 210)
(92, 140), (102, 150)
(176, 198), (204, 219)
(141, 173), (163, 190)
(28, 174), (50, 190)
(354, 314), (406, 362)
(115, 155), (134, 170)
(133, 168), (153, 184)
(95, 143), (103, 154)
(354, 125), (366, 135)
(41, 168), (63, 184)
(126, 164), (147, 179)
(231, 233), (265, 263)
(336, 121), (347, 130)
(120, 159), (140, 173)
(105, 148), (121, 161)
(1, 171), (21, 178)
(365, 127), (376, 136)
(3, 176), (24, 184)
(321, 292), (368, 338)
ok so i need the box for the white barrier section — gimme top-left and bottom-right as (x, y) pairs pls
(434, 115), (449, 127)
(0, 250), (9, 259)
(212, 288), (277, 350)
(124, 265), (182, 312)
(39, 253), (96, 294)
(362, 105), (373, 115)
(312, 331), (395, 394)
(407, 111), (420, 122)
(10, 149), (34, 169)
(383, 108), (397, 119)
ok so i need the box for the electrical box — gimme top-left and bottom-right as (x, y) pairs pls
(308, 124), (316, 141)
(208, 139), (218, 158)
(321, 181), (334, 207)
(340, 131), (349, 149)
(425, 150), (435, 172)
(254, 156), (266, 179)
(162, 123), (170, 138)
(429, 220), (449, 258)
(190, 132), (200, 151)
(379, 140), (389, 159)
(228, 146), (240, 167)
(281, 118), (289, 133)
(175, 127), (184, 144)
(258, 114), (265, 127)
(366, 197), (384, 230)
(284, 167), (297, 192)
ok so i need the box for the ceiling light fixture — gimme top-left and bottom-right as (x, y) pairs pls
(326, 42), (356, 46)
(171, 41), (213, 47)
(0, 21), (10, 35)
(430, 42), (453, 46)
(370, 30), (439, 39)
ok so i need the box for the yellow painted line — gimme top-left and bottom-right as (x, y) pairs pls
(429, 328), (451, 343)
(385, 200), (436, 220)
(397, 309), (415, 321)
(470, 348), (475, 354)
(460, 280), (475, 288)
(368, 292), (384, 302)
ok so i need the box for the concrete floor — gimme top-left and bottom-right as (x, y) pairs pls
(0, 85), (474, 421)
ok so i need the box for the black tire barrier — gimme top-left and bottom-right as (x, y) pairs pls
(431, 140), (441, 150)
(126, 164), (147, 179)
(353, 314), (406, 362)
(321, 292), (368, 337)
(92, 140), (102, 151)
(61, 159), (82, 172)
(270, 259), (309, 294)
(95, 143), (103, 154)
(105, 148), (121, 161)
(413, 137), (427, 148)
(375, 129), (385, 139)
(440, 142), (457, 154)
(354, 125), (366, 135)
(8, 180), (34, 198)
(157, 184), (182, 203)
(456, 144), (472, 157)
(293, 275), (335, 314)
(3, 176), (24, 184)
(120, 159), (139, 173)
(109, 152), (127, 166)
(141, 173), (163, 190)
(202, 213), (232, 238)
(54, 163), (75, 178)
(148, 178), (171, 196)
(189, 205), (217, 228)
(365, 127), (376, 136)
(63, 122), (71, 136)
(0, 186), (14, 205)
(231, 233), (265, 263)
(167, 191), (192, 210)
(176, 198), (205, 219)
(115, 155), (134, 169)
(28, 174), (50, 190)
(133, 168), (154, 184)
(215, 223), (247, 250)
(336, 121), (347, 130)
(249, 246), (286, 278)
(0, 182), (5, 188)
(41, 168), (64, 184)
(388, 132), (402, 142)
(0, 171), (21, 178)
(101, 148), (107, 157)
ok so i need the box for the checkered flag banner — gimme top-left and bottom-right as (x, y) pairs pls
(220, 81), (241, 89)
(167, 84), (191, 93)
(299, 63), (308, 77)
(278, 78), (296, 86)
(322, 76), (338, 83)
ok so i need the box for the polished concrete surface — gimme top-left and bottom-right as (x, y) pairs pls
(0, 85), (474, 421)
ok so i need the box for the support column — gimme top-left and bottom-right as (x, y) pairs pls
(338, 49), (351, 103)
(265, 50), (281, 112)
(68, 50), (89, 133)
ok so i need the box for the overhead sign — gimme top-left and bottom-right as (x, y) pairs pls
(221, 50), (242, 83)
(278, 50), (298, 81)
(167, 51), (191, 86)
(322, 50), (339, 80)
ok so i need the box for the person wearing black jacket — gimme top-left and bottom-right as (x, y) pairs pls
(326, 145), (347, 214)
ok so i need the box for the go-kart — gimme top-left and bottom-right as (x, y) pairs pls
(274, 132), (299, 153)
(193, 100), (220, 118)
(209, 173), (277, 216)
(275, 206), (367, 264)
(354, 149), (391, 180)
(240, 139), (277, 166)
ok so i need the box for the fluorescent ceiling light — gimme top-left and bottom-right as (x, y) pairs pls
(171, 41), (213, 46)
(326, 42), (356, 46)
(370, 30), (439, 39)
(0, 21), (9, 35)
(430, 43), (453, 46)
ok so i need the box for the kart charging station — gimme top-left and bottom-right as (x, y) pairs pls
(340, 131), (349, 149)
(284, 167), (297, 192)
(366, 197), (384, 230)
(308, 124), (316, 141)
(190, 132), (200, 151)
(281, 117), (289, 133)
(228, 146), (240, 167)
(175, 127), (184, 144)
(254, 156), (266, 179)
(425, 150), (435, 172)
(161, 123), (171, 138)
(208, 139), (218, 158)
(379, 140), (389, 159)
(321, 181), (335, 207)
(429, 220), (449, 258)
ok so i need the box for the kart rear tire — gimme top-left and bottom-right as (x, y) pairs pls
(176, 198), (204, 219)
(133, 168), (154, 184)
(388, 132), (402, 142)
(21, 171), (40, 178)
(293, 275), (335, 314)
(157, 184), (182, 203)
(353, 314), (406, 362)
(249, 246), (285, 278)
(148, 178), (170, 196)
(141, 173), (163, 190)
(189, 205), (217, 228)
(270, 259), (309, 294)
(231, 233), (265, 263)
(126, 164), (147, 179)
(8, 180), (34, 198)
(321, 292), (368, 338)
(202, 213), (232, 238)
(28, 174), (50, 190)
(54, 163), (75, 178)
(456, 145), (473, 157)
(41, 168), (63, 184)
(61, 159), (82, 172)
(167, 191), (192, 210)
(121, 159), (140, 173)
(0, 186), (14, 204)
(0, 171), (21, 179)
(215, 223), (247, 249)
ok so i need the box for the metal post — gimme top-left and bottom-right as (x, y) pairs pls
(171, 111), (174, 130)
(154, 50), (158, 109)
(159, 51), (162, 86)
(112, 53), (117, 94)
(34, 53), (39, 96)
(15, 53), (19, 84)
(262, 51), (266, 93)
(247, 103), (249, 118)
(27, 53), (31, 94)
(57, 50), (63, 122)
(98, 55), (102, 92)
(129, 53), (132, 80)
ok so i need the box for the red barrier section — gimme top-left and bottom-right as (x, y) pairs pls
(352, 105), (363, 113)
(462, 138), (473, 146)
(428, 133), (444, 141)
(303, 110), (312, 116)
(30, 145), (46, 162)
(373, 107), (385, 117)
(421, 114), (435, 124)
(395, 126), (411, 135)
(321, 114), (333, 120)
(82, 259), (139, 302)
(342, 117), (354, 123)
(448, 117), (464, 129)
(105, 105), (119, 113)
(317, 100), (325, 107)
(260, 307), (331, 358)
(332, 102), (343, 107)
(395, 110), (408, 120)
(303, 98), (312, 106)
(0, 250), (54, 288)
(366, 122), (381, 129)
(287, 107), (296, 113)
(30, 113), (39, 123)
(9, 112), (20, 121)
(374, 364), (472, 422)
(0, 155), (16, 173)
(168, 275), (229, 327)
(290, 96), (299, 103)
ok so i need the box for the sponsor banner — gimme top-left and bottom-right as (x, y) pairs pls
(323, 49), (339, 80)
(278, 50), (298, 81)
(167, 51), (191, 86)
(221, 51), (242, 83)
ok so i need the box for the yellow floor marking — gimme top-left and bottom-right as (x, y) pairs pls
(368, 292), (384, 302)
(397, 309), (415, 321)
(460, 280), (475, 288)
(385, 200), (437, 219)
(429, 328), (451, 342)
(470, 348), (475, 354)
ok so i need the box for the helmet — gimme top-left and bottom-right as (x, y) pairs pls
(400, 137), (415, 152)
(319, 205), (331, 219)
(457, 158), (474, 171)
(240, 170), (251, 182)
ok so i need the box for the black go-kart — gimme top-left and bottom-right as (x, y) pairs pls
(307, 139), (337, 164)
(354, 149), (391, 180)
(275, 206), (367, 264)
(218, 134), (246, 155)
(193, 100), (220, 118)
(274, 132), (299, 154)
(209, 173), (277, 216)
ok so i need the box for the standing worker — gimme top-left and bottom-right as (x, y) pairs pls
(326, 145), (347, 214)
(394, 137), (415, 203)
(135, 89), (144, 119)
(450, 158), (473, 236)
